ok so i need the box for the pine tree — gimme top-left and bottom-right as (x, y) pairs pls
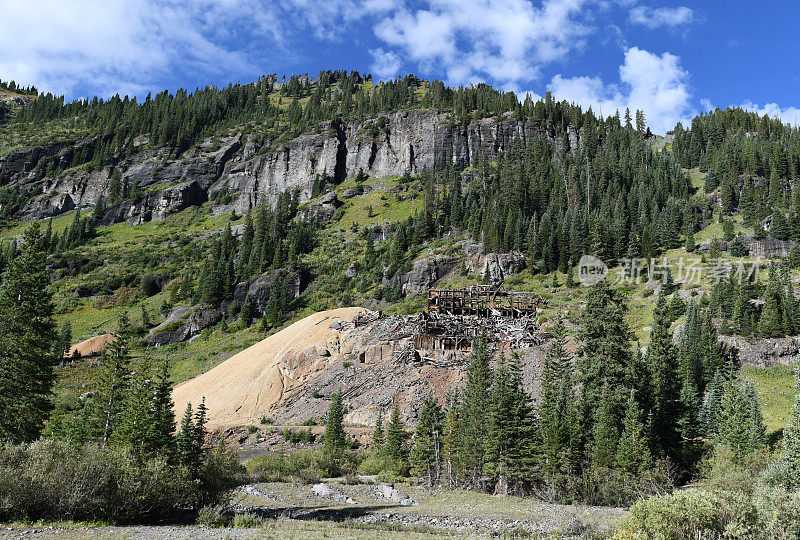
(323, 392), (348, 456)
(717, 377), (766, 460)
(759, 264), (786, 337)
(592, 383), (619, 469)
(441, 390), (461, 487)
(371, 408), (385, 453)
(782, 363), (800, 489)
(114, 356), (154, 455)
(647, 289), (681, 457)
(615, 389), (651, 474)
(458, 334), (492, 484)
(94, 334), (132, 445)
(0, 223), (58, 442)
(538, 320), (575, 477)
(177, 403), (200, 473)
(484, 352), (537, 494)
(383, 399), (408, 461)
(409, 396), (442, 485)
(150, 357), (176, 458)
(576, 281), (634, 444)
(56, 319), (72, 361)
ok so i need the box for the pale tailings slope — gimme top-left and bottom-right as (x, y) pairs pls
(172, 307), (364, 430)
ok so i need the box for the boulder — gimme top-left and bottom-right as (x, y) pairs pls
(232, 268), (301, 316)
(375, 483), (415, 506)
(479, 252), (525, 284)
(312, 483), (355, 504)
(147, 305), (221, 346)
(400, 256), (458, 293)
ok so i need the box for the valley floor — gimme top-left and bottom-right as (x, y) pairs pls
(1, 480), (626, 539)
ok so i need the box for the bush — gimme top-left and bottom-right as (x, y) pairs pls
(282, 427), (315, 444)
(196, 504), (230, 527)
(701, 446), (772, 495)
(245, 449), (360, 483)
(616, 489), (726, 539)
(358, 454), (405, 476)
(0, 439), (242, 523)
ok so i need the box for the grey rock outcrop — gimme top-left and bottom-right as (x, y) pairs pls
(400, 256), (459, 293)
(232, 268), (301, 316)
(739, 235), (794, 258)
(480, 252), (525, 284)
(720, 335), (800, 367)
(3, 111), (579, 227)
(147, 305), (222, 346)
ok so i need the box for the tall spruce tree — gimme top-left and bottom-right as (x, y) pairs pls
(615, 389), (651, 474)
(383, 399), (408, 461)
(0, 223), (57, 442)
(323, 392), (348, 456)
(484, 352), (537, 494)
(409, 396), (442, 485)
(577, 281), (634, 452)
(647, 289), (682, 457)
(538, 320), (576, 477)
(782, 363), (800, 489)
(458, 333), (492, 485)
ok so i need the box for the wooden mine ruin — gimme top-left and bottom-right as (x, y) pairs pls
(413, 286), (544, 353)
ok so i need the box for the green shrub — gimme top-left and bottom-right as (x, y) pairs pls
(358, 454), (403, 476)
(701, 446), (772, 494)
(260, 416), (274, 425)
(617, 489), (725, 539)
(282, 427), (315, 444)
(0, 439), (242, 524)
(247, 425), (259, 434)
(231, 513), (271, 528)
(196, 504), (229, 527)
(245, 449), (359, 483)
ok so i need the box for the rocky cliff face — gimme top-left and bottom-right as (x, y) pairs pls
(0, 110), (579, 225)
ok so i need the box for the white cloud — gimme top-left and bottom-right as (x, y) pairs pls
(629, 5), (693, 28)
(548, 46), (692, 133)
(373, 0), (591, 87)
(739, 101), (800, 126)
(370, 48), (403, 80)
(0, 0), (282, 98)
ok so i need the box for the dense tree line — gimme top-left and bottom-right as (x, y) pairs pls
(0, 79), (38, 96)
(673, 108), (800, 223)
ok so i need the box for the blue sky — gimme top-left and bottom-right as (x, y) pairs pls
(1, 0), (799, 133)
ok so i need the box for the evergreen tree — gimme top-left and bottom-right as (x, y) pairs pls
(759, 264), (786, 337)
(647, 289), (681, 457)
(383, 399), (408, 461)
(409, 396), (442, 485)
(323, 392), (348, 456)
(538, 320), (575, 477)
(458, 334), (492, 485)
(484, 352), (537, 494)
(177, 403), (201, 473)
(371, 408), (385, 453)
(782, 363), (800, 489)
(441, 391), (461, 487)
(576, 281), (634, 446)
(717, 377), (767, 460)
(592, 383), (619, 469)
(615, 389), (651, 474)
(56, 319), (72, 361)
(0, 223), (58, 442)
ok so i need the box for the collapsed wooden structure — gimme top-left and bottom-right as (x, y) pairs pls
(427, 286), (542, 318)
(408, 286), (545, 354)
